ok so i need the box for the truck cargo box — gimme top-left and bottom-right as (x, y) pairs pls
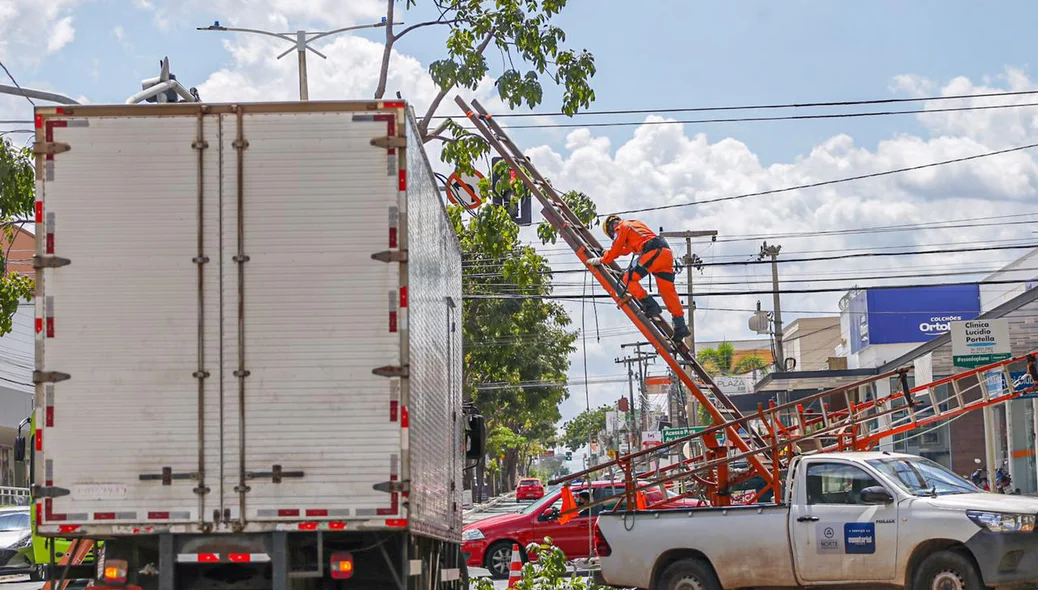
(31, 101), (462, 541)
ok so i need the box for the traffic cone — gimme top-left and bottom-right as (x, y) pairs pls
(507, 543), (522, 588)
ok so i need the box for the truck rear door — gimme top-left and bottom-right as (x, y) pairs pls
(35, 103), (406, 533)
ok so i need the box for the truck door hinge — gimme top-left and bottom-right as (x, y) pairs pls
(139, 467), (200, 486)
(373, 480), (410, 494)
(373, 365), (409, 378)
(33, 142), (71, 156)
(33, 256), (71, 269)
(371, 136), (407, 150)
(32, 484), (70, 498)
(371, 250), (408, 263)
(33, 371), (70, 384)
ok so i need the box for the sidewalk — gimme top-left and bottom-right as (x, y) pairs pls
(463, 491), (515, 516)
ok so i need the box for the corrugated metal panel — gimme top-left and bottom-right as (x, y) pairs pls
(404, 112), (462, 541)
(228, 111), (400, 521)
(39, 115), (215, 523)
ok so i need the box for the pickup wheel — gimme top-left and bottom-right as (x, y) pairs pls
(913, 550), (983, 590)
(657, 558), (720, 590)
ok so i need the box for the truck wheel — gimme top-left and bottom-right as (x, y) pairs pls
(913, 550), (983, 590)
(29, 563), (46, 582)
(484, 541), (521, 580)
(658, 558), (720, 590)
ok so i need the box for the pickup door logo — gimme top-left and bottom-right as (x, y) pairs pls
(844, 523), (876, 554)
(816, 524), (842, 554)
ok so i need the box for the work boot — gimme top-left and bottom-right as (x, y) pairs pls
(672, 316), (691, 342)
(639, 296), (663, 318)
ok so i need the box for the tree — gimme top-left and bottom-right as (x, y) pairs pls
(560, 405), (609, 453)
(453, 201), (594, 490)
(0, 140), (36, 335)
(696, 341), (770, 377)
(374, 0), (596, 143)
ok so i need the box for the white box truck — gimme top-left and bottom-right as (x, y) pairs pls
(24, 99), (484, 590)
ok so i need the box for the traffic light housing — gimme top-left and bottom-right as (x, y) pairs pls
(490, 156), (532, 226)
(565, 451), (573, 461)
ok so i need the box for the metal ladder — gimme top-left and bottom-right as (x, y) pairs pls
(455, 97), (776, 500)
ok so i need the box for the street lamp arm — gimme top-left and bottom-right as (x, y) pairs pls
(196, 26), (295, 43)
(307, 21), (399, 43)
(0, 84), (80, 105)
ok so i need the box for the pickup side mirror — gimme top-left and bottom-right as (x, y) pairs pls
(860, 486), (894, 505)
(13, 436), (25, 463)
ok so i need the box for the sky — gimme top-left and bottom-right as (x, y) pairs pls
(3, 1), (1038, 449)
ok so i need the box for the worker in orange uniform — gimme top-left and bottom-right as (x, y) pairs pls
(587, 214), (690, 342)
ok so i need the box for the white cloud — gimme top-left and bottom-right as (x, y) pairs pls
(0, 0), (85, 57)
(113, 25), (125, 40)
(47, 16), (76, 53)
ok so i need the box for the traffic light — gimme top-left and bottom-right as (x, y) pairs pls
(565, 451), (573, 461)
(490, 156), (532, 226)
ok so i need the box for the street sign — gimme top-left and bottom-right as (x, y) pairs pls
(662, 426), (723, 443)
(951, 319), (1011, 368)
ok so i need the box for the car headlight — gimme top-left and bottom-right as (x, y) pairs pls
(967, 510), (1036, 533)
(8, 533), (31, 550)
(462, 529), (485, 542)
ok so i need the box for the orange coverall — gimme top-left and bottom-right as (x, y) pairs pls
(600, 220), (684, 317)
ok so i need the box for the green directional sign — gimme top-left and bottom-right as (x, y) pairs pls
(662, 426), (723, 443)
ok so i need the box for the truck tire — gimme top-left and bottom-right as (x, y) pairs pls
(657, 558), (720, 590)
(29, 563), (46, 582)
(484, 541), (522, 580)
(913, 550), (983, 590)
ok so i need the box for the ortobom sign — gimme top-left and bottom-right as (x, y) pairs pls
(951, 319), (1011, 368)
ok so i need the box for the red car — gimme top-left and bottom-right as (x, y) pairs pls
(515, 478), (545, 500)
(463, 481), (706, 579)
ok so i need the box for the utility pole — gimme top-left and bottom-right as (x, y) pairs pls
(660, 230), (718, 429)
(614, 344), (656, 446)
(197, 19), (397, 100)
(759, 242), (785, 373)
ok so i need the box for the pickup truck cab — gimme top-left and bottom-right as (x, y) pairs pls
(597, 451), (1038, 590)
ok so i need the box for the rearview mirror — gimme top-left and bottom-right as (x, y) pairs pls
(13, 436), (25, 463)
(860, 486), (893, 505)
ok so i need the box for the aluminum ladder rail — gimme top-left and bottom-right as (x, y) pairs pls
(455, 96), (776, 499)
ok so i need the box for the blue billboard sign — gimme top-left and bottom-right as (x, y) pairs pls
(848, 290), (869, 354)
(850, 285), (980, 352)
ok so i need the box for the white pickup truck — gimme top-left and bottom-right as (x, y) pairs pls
(596, 451), (1038, 590)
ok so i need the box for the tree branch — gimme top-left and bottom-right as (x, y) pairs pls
(419, 31), (495, 142)
(394, 18), (459, 41)
(373, 0), (396, 100)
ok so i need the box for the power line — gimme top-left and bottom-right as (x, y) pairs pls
(498, 100), (1038, 130)
(432, 88), (1038, 119)
(0, 60), (35, 107)
(612, 141), (1038, 215)
(463, 277), (1034, 300)
(463, 243), (1038, 278)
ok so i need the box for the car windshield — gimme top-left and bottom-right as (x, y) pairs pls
(519, 485), (581, 515)
(867, 456), (980, 496)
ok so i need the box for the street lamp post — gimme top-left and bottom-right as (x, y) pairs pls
(197, 19), (400, 101)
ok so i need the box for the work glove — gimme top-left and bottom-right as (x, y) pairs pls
(587, 257), (603, 266)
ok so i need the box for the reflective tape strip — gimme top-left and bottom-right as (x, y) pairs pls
(388, 207), (399, 248)
(388, 290), (397, 333)
(228, 554), (270, 563)
(176, 554), (220, 563)
(45, 212), (55, 254)
(441, 568), (461, 582)
(45, 296), (54, 338)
